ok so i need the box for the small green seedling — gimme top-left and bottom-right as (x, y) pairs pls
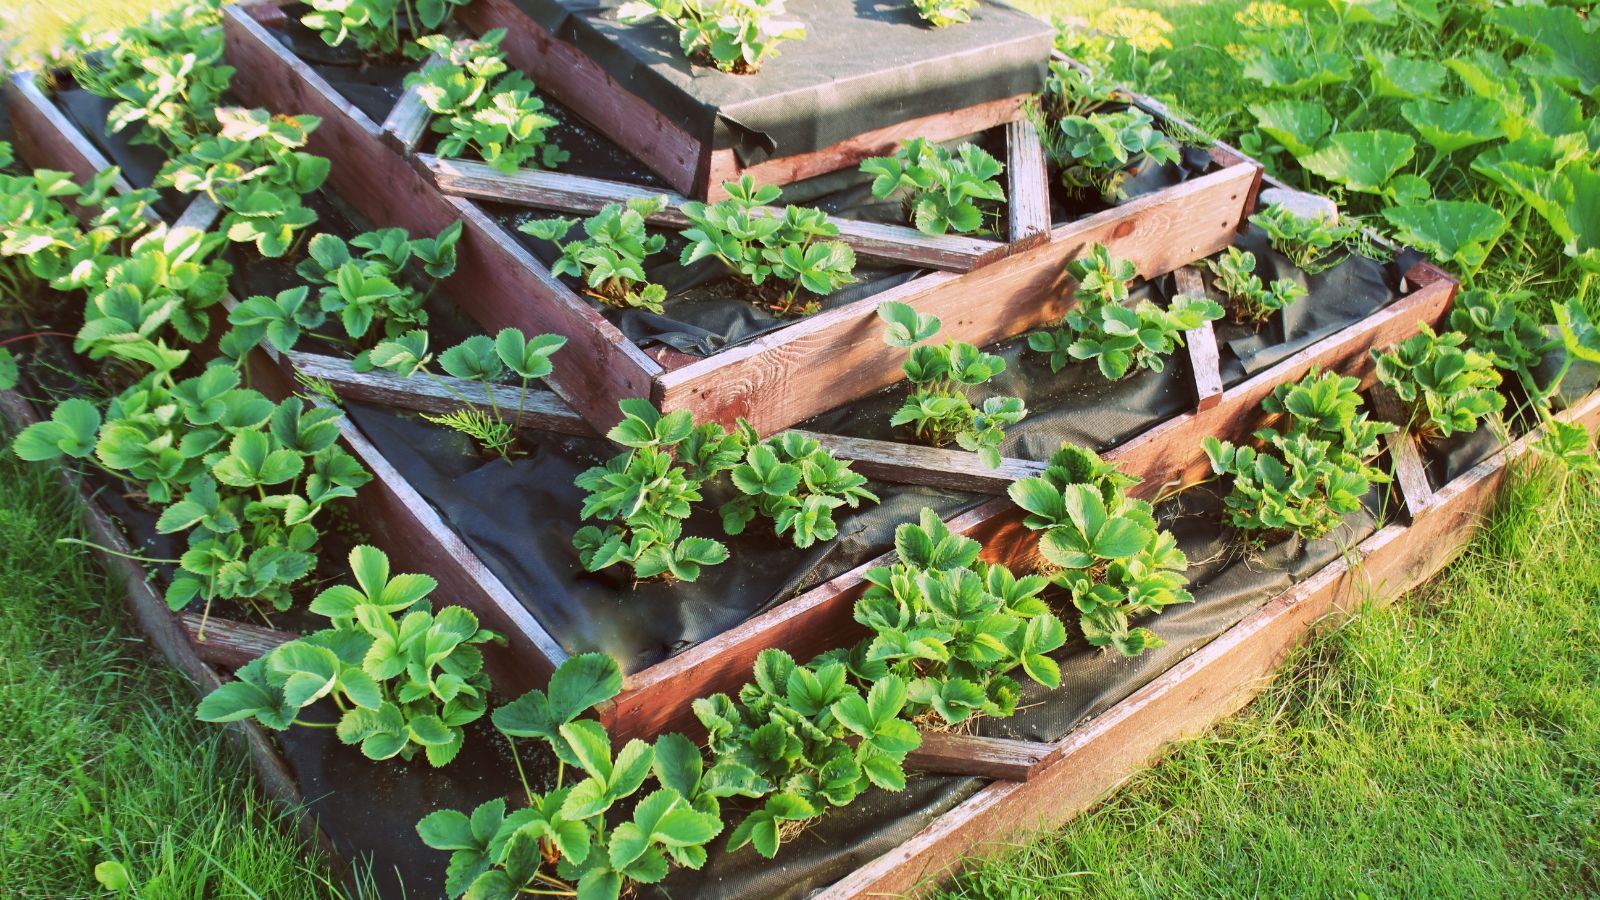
(1248, 202), (1362, 274)
(911, 0), (978, 27)
(720, 430), (879, 549)
(617, 0), (806, 74)
(1046, 108), (1181, 202)
(1204, 246), (1307, 325)
(519, 196), (671, 312)
(860, 138), (1006, 236)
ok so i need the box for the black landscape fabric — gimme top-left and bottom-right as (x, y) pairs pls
(506, 0), (1051, 163)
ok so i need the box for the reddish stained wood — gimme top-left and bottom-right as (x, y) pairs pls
(1175, 266), (1223, 412)
(5, 74), (137, 194)
(818, 388), (1600, 898)
(1004, 118), (1051, 250)
(701, 94), (1031, 201)
(458, 0), (704, 195)
(181, 613), (295, 669)
(905, 732), (1053, 781)
(420, 155), (1002, 271)
(221, 5), (660, 432)
(656, 162), (1259, 435)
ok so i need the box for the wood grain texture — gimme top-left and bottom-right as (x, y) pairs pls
(181, 613), (296, 669)
(1369, 385), (1434, 521)
(1005, 118), (1051, 250)
(421, 155), (1003, 271)
(656, 162), (1259, 435)
(381, 54), (443, 153)
(5, 73), (137, 194)
(1175, 267), (1223, 411)
(906, 732), (1053, 781)
(221, 6), (661, 433)
(818, 388), (1600, 899)
(457, 0), (704, 195)
(701, 94), (1031, 201)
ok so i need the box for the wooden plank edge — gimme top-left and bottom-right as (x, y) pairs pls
(5, 72), (138, 195)
(1369, 385), (1434, 521)
(1004, 119), (1050, 250)
(1174, 266), (1223, 411)
(816, 386), (1600, 898)
(381, 54), (444, 154)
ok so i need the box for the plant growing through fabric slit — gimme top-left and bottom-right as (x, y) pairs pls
(1043, 108), (1181, 203)
(878, 300), (1025, 467)
(1203, 246), (1307, 326)
(1374, 324), (1505, 441)
(197, 545), (500, 766)
(1009, 444), (1192, 655)
(422, 654), (740, 898)
(860, 138), (1006, 236)
(910, 0), (977, 28)
(302, 0), (472, 58)
(369, 327), (566, 459)
(1248, 202), (1361, 275)
(410, 31), (568, 173)
(1205, 367), (1395, 542)
(816, 507), (1067, 725)
(678, 176), (857, 317)
(695, 648), (920, 859)
(571, 400), (744, 582)
(519, 196), (672, 312)
(1029, 242), (1222, 381)
(720, 430), (879, 549)
(617, 0), (806, 74)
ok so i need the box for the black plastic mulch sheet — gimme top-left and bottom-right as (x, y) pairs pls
(800, 280), (1196, 461)
(506, 0), (1051, 165)
(652, 483), (1389, 900)
(489, 199), (925, 357)
(266, 12), (417, 123)
(343, 401), (988, 674)
(1212, 227), (1411, 387)
(1049, 142), (1216, 228)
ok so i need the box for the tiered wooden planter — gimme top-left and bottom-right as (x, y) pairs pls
(11, 10), (1583, 897)
(220, 1), (1264, 436)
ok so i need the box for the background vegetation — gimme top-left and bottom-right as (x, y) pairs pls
(1, 0), (1596, 896)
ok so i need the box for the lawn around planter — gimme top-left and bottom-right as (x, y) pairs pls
(2, 0), (1599, 898)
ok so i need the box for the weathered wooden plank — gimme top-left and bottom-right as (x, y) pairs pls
(381, 54), (444, 153)
(656, 162), (1259, 435)
(789, 429), (1043, 493)
(1005, 118), (1051, 250)
(701, 94), (1031, 201)
(1369, 385), (1435, 521)
(905, 732), (1053, 781)
(419, 155), (1003, 271)
(174, 194), (223, 231)
(222, 5), (662, 433)
(181, 613), (295, 669)
(1175, 266), (1223, 411)
(457, 0), (704, 196)
(818, 388), (1600, 898)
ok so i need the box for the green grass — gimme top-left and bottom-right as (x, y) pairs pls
(1, 0), (176, 61)
(0, 450), (352, 898)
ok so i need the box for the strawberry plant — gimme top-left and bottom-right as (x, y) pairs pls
(1203, 246), (1308, 325)
(719, 430), (879, 549)
(424, 654), (740, 898)
(859, 138), (1006, 236)
(1449, 289), (1561, 401)
(695, 649), (920, 858)
(409, 32), (568, 174)
(1374, 324), (1505, 440)
(0, 167), (152, 315)
(572, 400), (743, 582)
(1009, 444), (1192, 655)
(678, 176), (857, 317)
(1206, 368), (1395, 541)
(292, 223), (463, 346)
(519, 197), (671, 312)
(825, 508), (1067, 724)
(369, 327), (566, 459)
(617, 0), (806, 74)
(910, 0), (977, 28)
(1029, 243), (1222, 380)
(1248, 202), (1361, 275)
(1044, 108), (1181, 203)
(302, 0), (471, 57)
(197, 545), (500, 766)
(878, 300), (1025, 467)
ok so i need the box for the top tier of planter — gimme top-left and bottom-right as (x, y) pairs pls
(461, 0), (1054, 198)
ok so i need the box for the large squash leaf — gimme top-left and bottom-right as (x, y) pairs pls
(1302, 130), (1415, 195)
(1365, 48), (1445, 99)
(1382, 200), (1507, 272)
(1249, 100), (1331, 158)
(1401, 97), (1502, 154)
(1491, 6), (1600, 99)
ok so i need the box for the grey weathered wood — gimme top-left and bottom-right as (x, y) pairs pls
(420, 154), (1004, 271)
(906, 732), (1054, 781)
(1370, 385), (1435, 521)
(174, 194), (223, 231)
(790, 430), (1043, 493)
(1005, 119), (1051, 249)
(1175, 266), (1224, 411)
(381, 54), (444, 153)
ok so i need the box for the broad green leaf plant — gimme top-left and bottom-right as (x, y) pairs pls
(878, 300), (1026, 467)
(408, 31), (569, 173)
(1374, 324), (1505, 441)
(860, 138), (1006, 236)
(1204, 246), (1307, 325)
(197, 546), (501, 767)
(1030, 243), (1222, 380)
(617, 0), (806, 74)
(302, 0), (472, 58)
(519, 196), (671, 312)
(1043, 108), (1181, 203)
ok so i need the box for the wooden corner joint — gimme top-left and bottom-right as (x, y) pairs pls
(1174, 266), (1224, 412)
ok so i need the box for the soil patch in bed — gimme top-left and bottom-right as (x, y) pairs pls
(800, 280), (1195, 462)
(490, 202), (925, 356)
(342, 401), (988, 675)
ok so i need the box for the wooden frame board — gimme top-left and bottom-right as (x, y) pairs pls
(221, 4), (1263, 437)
